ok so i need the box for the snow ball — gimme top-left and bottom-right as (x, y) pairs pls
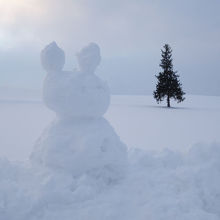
(43, 72), (110, 118)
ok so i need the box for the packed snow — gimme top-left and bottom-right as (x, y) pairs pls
(0, 42), (220, 220)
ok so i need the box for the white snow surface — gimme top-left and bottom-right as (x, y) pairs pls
(0, 42), (220, 219)
(0, 95), (220, 219)
(0, 95), (219, 160)
(1, 142), (220, 219)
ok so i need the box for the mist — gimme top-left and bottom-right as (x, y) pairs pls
(0, 0), (219, 95)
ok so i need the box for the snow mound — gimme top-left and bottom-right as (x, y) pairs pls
(1, 143), (220, 219)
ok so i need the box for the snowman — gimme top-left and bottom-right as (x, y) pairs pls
(30, 42), (127, 183)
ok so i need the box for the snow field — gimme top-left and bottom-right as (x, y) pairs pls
(0, 41), (219, 219)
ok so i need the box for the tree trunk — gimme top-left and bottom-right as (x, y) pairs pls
(167, 96), (170, 107)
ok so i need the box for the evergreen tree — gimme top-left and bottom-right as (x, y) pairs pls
(154, 44), (185, 107)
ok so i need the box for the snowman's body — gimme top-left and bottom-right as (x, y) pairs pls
(31, 42), (127, 182)
(43, 71), (110, 119)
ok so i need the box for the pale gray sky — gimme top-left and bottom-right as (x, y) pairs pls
(0, 0), (219, 95)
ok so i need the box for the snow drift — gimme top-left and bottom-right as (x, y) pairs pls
(1, 143), (220, 220)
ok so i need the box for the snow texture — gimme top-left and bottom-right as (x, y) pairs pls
(0, 42), (220, 220)
(1, 143), (220, 219)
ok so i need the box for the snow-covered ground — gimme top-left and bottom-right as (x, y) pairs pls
(0, 93), (220, 219)
(0, 94), (219, 161)
(1, 93), (220, 220)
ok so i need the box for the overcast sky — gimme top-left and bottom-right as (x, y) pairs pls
(0, 0), (219, 95)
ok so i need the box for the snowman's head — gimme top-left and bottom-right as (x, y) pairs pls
(41, 42), (65, 73)
(77, 43), (101, 74)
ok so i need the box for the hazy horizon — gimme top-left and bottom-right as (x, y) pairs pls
(0, 0), (219, 96)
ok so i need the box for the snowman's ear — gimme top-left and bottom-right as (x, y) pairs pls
(76, 42), (101, 73)
(41, 41), (65, 72)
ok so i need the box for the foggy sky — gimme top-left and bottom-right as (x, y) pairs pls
(0, 0), (219, 95)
